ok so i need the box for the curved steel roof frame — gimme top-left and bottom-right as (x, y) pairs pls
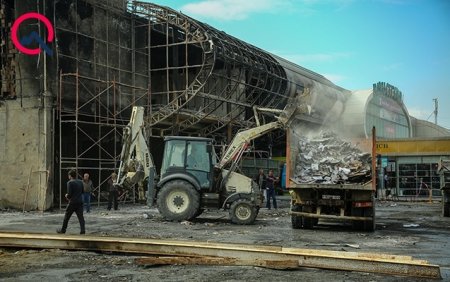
(131, 2), (290, 136)
(132, 2), (216, 128)
(195, 20), (289, 136)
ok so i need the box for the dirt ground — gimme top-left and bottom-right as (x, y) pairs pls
(0, 197), (449, 281)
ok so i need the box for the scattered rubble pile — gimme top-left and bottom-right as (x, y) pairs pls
(293, 132), (372, 184)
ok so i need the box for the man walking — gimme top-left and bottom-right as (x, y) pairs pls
(57, 169), (85, 234)
(82, 173), (93, 213)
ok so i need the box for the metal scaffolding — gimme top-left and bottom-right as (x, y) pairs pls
(54, 0), (296, 207)
(57, 73), (151, 208)
(54, 0), (147, 207)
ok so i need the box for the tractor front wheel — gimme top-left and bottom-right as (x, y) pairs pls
(229, 199), (257, 225)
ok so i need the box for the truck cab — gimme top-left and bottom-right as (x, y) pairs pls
(159, 137), (215, 192)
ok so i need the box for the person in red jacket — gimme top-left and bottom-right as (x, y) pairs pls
(265, 170), (278, 210)
(57, 169), (85, 234)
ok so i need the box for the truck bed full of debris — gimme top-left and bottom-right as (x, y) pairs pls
(293, 132), (371, 184)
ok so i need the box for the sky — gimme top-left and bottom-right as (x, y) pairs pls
(144, 0), (450, 129)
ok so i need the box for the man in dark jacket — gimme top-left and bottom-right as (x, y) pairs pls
(57, 169), (85, 234)
(266, 170), (278, 210)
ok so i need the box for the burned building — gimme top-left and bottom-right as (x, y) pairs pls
(22, 0), (449, 209)
(1, 0), (349, 210)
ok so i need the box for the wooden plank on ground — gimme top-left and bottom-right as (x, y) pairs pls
(135, 256), (299, 270)
(0, 231), (441, 279)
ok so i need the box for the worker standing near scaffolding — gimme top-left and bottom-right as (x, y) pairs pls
(107, 172), (119, 211)
(254, 169), (267, 205)
(82, 173), (93, 213)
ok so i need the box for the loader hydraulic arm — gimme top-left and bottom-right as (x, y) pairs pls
(217, 120), (283, 170)
(217, 97), (300, 170)
(116, 106), (155, 190)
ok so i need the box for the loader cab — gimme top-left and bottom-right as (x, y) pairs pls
(160, 137), (215, 190)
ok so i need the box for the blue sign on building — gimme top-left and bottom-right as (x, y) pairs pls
(381, 157), (388, 168)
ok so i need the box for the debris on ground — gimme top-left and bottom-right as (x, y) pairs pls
(0, 202), (447, 281)
(403, 224), (420, 228)
(181, 221), (194, 226)
(142, 213), (151, 219)
(306, 243), (360, 249)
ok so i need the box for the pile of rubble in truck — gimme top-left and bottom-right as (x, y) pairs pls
(293, 131), (372, 184)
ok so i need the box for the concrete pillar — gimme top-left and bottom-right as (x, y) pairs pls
(0, 97), (53, 210)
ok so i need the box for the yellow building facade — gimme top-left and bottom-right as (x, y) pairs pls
(376, 138), (450, 198)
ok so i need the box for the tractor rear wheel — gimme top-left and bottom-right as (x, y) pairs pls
(157, 180), (200, 221)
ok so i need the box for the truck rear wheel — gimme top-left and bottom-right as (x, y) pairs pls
(229, 199), (257, 225)
(364, 205), (376, 232)
(302, 205), (315, 229)
(444, 203), (450, 217)
(351, 207), (364, 230)
(444, 202), (450, 217)
(352, 207), (375, 232)
(443, 191), (450, 217)
(291, 204), (302, 229)
(157, 180), (200, 221)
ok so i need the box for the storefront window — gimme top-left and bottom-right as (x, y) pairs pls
(398, 163), (440, 197)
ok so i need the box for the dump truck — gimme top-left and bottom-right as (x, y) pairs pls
(287, 127), (377, 231)
(438, 159), (450, 217)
